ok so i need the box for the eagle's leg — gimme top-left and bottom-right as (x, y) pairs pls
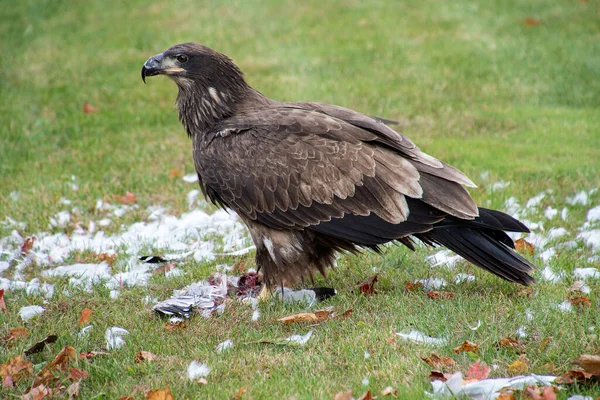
(257, 284), (273, 302)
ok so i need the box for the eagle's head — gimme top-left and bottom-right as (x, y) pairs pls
(142, 42), (250, 132)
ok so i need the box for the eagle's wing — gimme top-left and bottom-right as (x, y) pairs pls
(195, 106), (477, 240)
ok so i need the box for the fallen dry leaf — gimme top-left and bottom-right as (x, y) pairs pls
(421, 353), (456, 369)
(555, 369), (593, 384)
(135, 350), (157, 363)
(168, 168), (183, 178)
(427, 291), (454, 300)
(68, 367), (89, 381)
(2, 327), (29, 346)
(497, 391), (517, 400)
(495, 337), (525, 352)
(164, 320), (187, 332)
(453, 340), (479, 354)
(231, 387), (246, 400)
(429, 370), (453, 382)
(516, 287), (535, 297)
(358, 274), (378, 295)
(515, 238), (535, 255)
(113, 192), (137, 205)
(313, 309), (334, 321)
(152, 263), (177, 275)
(332, 309), (353, 320)
(569, 295), (591, 307)
(572, 354), (600, 375)
(67, 380), (81, 399)
(524, 385), (556, 400)
(1, 355), (33, 387)
(146, 386), (174, 400)
(381, 386), (398, 397)
(20, 237), (36, 254)
(334, 391), (353, 400)
(79, 308), (93, 327)
(40, 346), (76, 375)
(523, 18), (541, 26)
(24, 335), (58, 356)
(508, 354), (528, 375)
(465, 361), (491, 381)
(20, 383), (52, 400)
(404, 280), (423, 292)
(358, 391), (374, 400)
(0, 289), (6, 314)
(278, 310), (334, 324)
(79, 350), (109, 360)
(83, 103), (98, 114)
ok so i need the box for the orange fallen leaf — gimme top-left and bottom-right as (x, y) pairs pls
(421, 353), (456, 369)
(20, 237), (36, 254)
(278, 311), (332, 324)
(146, 386), (174, 400)
(79, 350), (109, 360)
(164, 320), (187, 332)
(358, 274), (378, 295)
(453, 340), (479, 354)
(113, 192), (137, 205)
(231, 387), (246, 400)
(152, 263), (176, 275)
(135, 350), (157, 363)
(494, 337), (525, 352)
(515, 238), (535, 255)
(569, 295), (591, 307)
(68, 367), (89, 381)
(404, 281), (423, 292)
(2, 327), (29, 347)
(334, 391), (353, 400)
(427, 291), (454, 300)
(67, 380), (81, 398)
(1, 355), (33, 386)
(39, 346), (76, 375)
(20, 383), (52, 400)
(508, 354), (528, 375)
(168, 168), (183, 178)
(523, 18), (541, 26)
(0, 289), (6, 314)
(555, 369), (593, 384)
(524, 385), (557, 400)
(83, 103), (98, 114)
(466, 361), (491, 380)
(572, 354), (600, 375)
(358, 391), (374, 400)
(79, 308), (93, 327)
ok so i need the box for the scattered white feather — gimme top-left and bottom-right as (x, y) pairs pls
(285, 330), (313, 346)
(97, 218), (111, 227)
(252, 309), (260, 322)
(427, 250), (462, 269)
(544, 207), (558, 219)
(105, 326), (129, 350)
(578, 230), (600, 252)
(78, 325), (93, 337)
(566, 396), (595, 400)
(539, 248), (556, 262)
(364, 351), (370, 359)
(504, 197), (521, 217)
(525, 193), (545, 209)
(569, 280), (591, 294)
(217, 339), (233, 353)
(587, 205), (600, 222)
(182, 174), (198, 183)
(396, 330), (446, 346)
(567, 190), (590, 206)
(561, 207), (569, 221)
(455, 273), (476, 284)
(9, 191), (20, 201)
(541, 267), (562, 283)
(42, 262), (111, 289)
(547, 227), (568, 240)
(19, 305), (45, 321)
(490, 180), (510, 192)
(187, 361), (210, 379)
(109, 290), (120, 299)
(554, 301), (573, 312)
(187, 189), (200, 208)
(555, 240), (578, 250)
(60, 197), (72, 205)
(516, 326), (527, 338)
(49, 211), (71, 229)
(416, 278), (447, 290)
(574, 268), (600, 279)
(361, 377), (369, 386)
(525, 309), (534, 321)
(469, 320), (481, 331)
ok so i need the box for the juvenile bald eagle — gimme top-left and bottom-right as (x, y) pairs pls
(142, 43), (536, 288)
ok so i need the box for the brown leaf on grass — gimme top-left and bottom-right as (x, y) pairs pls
(453, 340), (479, 354)
(497, 391), (517, 400)
(358, 391), (374, 400)
(515, 238), (535, 255)
(569, 295), (591, 307)
(113, 192), (137, 205)
(168, 168), (183, 178)
(40, 346), (76, 375)
(334, 391), (353, 400)
(555, 369), (593, 384)
(572, 354), (600, 375)
(1, 355), (34, 387)
(0, 289), (7, 314)
(20, 237), (36, 254)
(332, 309), (353, 320)
(524, 385), (557, 400)
(152, 263), (177, 275)
(2, 327), (29, 346)
(494, 337), (525, 352)
(381, 386), (398, 397)
(231, 387), (246, 400)
(429, 370), (453, 382)
(516, 287), (535, 297)
(404, 281), (423, 292)
(24, 335), (58, 356)
(313, 309), (334, 321)
(79, 350), (109, 360)
(68, 367), (89, 381)
(83, 103), (98, 114)
(358, 274), (378, 295)
(135, 350), (157, 363)
(465, 361), (491, 380)
(146, 386), (174, 400)
(427, 291), (455, 300)
(539, 337), (551, 352)
(20, 383), (52, 400)
(421, 353), (456, 369)
(523, 18), (541, 26)
(164, 320), (187, 332)
(67, 380), (81, 399)
(508, 354), (528, 375)
(568, 280), (588, 293)
(79, 308), (93, 327)
(75, 252), (115, 266)
(278, 310), (333, 324)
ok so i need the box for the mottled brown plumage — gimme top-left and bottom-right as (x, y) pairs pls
(142, 43), (536, 288)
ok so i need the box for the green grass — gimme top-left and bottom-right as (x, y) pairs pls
(1, 0), (600, 398)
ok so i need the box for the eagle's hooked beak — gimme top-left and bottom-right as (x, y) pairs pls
(141, 53), (185, 83)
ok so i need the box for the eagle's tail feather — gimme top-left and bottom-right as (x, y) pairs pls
(416, 210), (536, 285)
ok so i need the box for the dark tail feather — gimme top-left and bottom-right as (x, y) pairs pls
(416, 210), (536, 286)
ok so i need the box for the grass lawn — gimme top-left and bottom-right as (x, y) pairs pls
(1, 0), (600, 398)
